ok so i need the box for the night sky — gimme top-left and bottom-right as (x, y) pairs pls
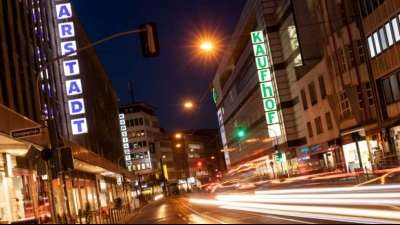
(71, 0), (246, 131)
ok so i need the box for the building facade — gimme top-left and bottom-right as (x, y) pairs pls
(0, 0), (134, 223)
(214, 0), (400, 179)
(213, 0), (322, 176)
(360, 0), (400, 164)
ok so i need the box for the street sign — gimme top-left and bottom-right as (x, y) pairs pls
(11, 127), (42, 139)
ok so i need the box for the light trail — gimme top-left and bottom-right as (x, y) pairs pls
(255, 185), (400, 195)
(190, 199), (400, 223)
(216, 195), (400, 206)
(221, 206), (400, 224)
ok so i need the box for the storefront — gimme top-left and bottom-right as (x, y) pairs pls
(390, 126), (400, 161)
(341, 131), (375, 172)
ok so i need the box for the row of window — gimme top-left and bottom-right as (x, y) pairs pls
(130, 130), (146, 138)
(126, 118), (145, 127)
(307, 112), (334, 139)
(132, 163), (151, 171)
(129, 141), (147, 150)
(301, 76), (327, 110)
(367, 14), (400, 58)
(380, 71), (400, 105)
(359, 0), (386, 18)
(131, 152), (149, 160)
(329, 41), (366, 77)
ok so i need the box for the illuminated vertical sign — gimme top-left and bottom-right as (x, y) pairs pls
(55, 1), (88, 135)
(119, 114), (132, 171)
(251, 31), (282, 139)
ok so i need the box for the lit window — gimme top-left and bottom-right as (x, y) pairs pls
(392, 18), (400, 42)
(373, 32), (382, 54)
(368, 37), (376, 58)
(385, 23), (394, 46)
(379, 27), (388, 50)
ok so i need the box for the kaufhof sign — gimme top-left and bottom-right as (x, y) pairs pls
(55, 1), (88, 135)
(251, 31), (282, 138)
(119, 114), (132, 171)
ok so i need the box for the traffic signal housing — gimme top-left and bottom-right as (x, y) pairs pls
(139, 23), (160, 58)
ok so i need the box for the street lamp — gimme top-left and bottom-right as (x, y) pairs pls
(183, 101), (195, 111)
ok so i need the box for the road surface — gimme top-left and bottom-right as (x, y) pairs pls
(128, 196), (343, 224)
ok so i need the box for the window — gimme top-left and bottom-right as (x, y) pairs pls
(315, 117), (324, 135)
(139, 118), (144, 126)
(390, 75), (400, 100)
(319, 76), (327, 99)
(307, 122), (313, 138)
(357, 40), (366, 63)
(379, 27), (388, 50)
(301, 90), (308, 110)
(382, 78), (394, 104)
(340, 93), (352, 119)
(392, 17), (400, 42)
(368, 36), (376, 58)
(326, 112), (334, 130)
(366, 83), (375, 106)
(385, 23), (394, 46)
(308, 82), (318, 105)
(373, 32), (382, 54)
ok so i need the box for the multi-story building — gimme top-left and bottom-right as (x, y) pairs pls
(213, 0), (322, 177)
(0, 0), (133, 223)
(172, 129), (224, 185)
(120, 103), (162, 180)
(359, 0), (400, 164)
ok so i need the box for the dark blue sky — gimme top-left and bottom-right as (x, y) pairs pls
(71, 0), (246, 131)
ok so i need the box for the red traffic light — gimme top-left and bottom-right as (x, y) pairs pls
(197, 161), (203, 168)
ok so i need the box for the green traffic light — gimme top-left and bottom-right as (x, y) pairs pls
(235, 127), (248, 140)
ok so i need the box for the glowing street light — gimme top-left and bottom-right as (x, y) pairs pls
(183, 101), (195, 110)
(200, 41), (214, 53)
(176, 143), (182, 149)
(175, 133), (183, 139)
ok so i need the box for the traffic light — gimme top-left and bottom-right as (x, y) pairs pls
(197, 161), (203, 168)
(275, 151), (283, 163)
(139, 23), (160, 58)
(235, 127), (248, 141)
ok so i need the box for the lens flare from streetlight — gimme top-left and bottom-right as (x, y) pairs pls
(183, 101), (194, 110)
(200, 41), (214, 52)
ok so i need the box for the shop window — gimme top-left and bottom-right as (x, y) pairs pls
(308, 82), (318, 106)
(301, 89), (308, 110)
(307, 122), (314, 138)
(315, 117), (324, 135)
(319, 76), (327, 99)
(326, 112), (334, 130)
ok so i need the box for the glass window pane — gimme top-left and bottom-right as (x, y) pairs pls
(373, 32), (382, 54)
(368, 36), (376, 58)
(390, 75), (400, 101)
(379, 28), (388, 50)
(392, 18), (400, 42)
(383, 79), (394, 104)
(385, 23), (394, 46)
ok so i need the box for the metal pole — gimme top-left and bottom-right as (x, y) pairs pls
(46, 161), (57, 224)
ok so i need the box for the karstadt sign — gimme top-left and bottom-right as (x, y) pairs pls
(55, 0), (88, 135)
